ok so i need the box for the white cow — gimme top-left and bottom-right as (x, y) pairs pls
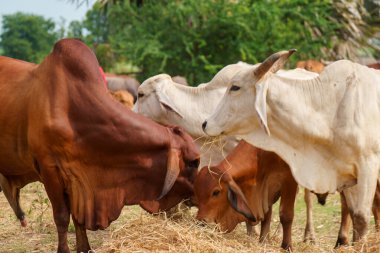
(135, 62), (328, 241)
(203, 49), (380, 242)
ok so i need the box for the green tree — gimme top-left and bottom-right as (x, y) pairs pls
(107, 0), (340, 84)
(0, 12), (58, 63)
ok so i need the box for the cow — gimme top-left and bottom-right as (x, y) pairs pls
(202, 49), (380, 243)
(367, 62), (380, 70)
(296, 59), (325, 73)
(194, 140), (298, 250)
(0, 38), (200, 253)
(105, 73), (140, 102)
(109, 90), (135, 109)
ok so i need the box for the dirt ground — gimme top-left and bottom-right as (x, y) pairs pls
(0, 182), (379, 253)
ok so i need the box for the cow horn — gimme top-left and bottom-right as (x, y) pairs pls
(158, 148), (181, 200)
(254, 49), (297, 80)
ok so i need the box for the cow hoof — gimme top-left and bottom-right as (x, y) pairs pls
(20, 219), (27, 227)
(335, 237), (349, 248)
(281, 243), (292, 251)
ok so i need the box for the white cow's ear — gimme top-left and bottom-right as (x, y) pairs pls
(255, 81), (270, 135)
(253, 49), (297, 80)
(156, 88), (184, 119)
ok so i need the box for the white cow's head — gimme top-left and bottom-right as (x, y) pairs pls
(133, 74), (184, 124)
(202, 49), (296, 137)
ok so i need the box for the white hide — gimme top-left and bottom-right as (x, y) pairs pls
(204, 59), (380, 220)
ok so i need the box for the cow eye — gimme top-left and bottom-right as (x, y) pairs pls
(230, 85), (240, 91)
(212, 189), (221, 197)
(138, 93), (144, 98)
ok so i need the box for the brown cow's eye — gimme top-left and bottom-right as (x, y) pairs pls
(212, 190), (221, 197)
(138, 93), (144, 98)
(230, 85), (240, 91)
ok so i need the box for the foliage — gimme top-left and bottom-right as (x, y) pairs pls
(106, 0), (341, 84)
(0, 12), (58, 63)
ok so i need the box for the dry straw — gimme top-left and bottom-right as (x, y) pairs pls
(94, 206), (380, 253)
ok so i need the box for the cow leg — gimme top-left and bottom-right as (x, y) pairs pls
(0, 174), (27, 226)
(40, 166), (71, 253)
(372, 179), (380, 231)
(245, 222), (259, 236)
(335, 192), (351, 248)
(343, 160), (379, 242)
(259, 206), (272, 243)
(279, 183), (297, 250)
(72, 217), (91, 253)
(303, 189), (316, 243)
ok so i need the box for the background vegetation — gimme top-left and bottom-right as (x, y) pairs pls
(0, 0), (379, 84)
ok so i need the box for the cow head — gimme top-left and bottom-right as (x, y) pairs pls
(134, 74), (184, 123)
(157, 126), (200, 201)
(194, 140), (259, 232)
(194, 165), (257, 232)
(202, 49), (296, 137)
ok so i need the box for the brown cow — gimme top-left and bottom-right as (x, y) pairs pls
(109, 90), (135, 109)
(0, 39), (200, 253)
(194, 140), (297, 250)
(106, 73), (140, 102)
(367, 62), (380, 70)
(296, 59), (325, 73)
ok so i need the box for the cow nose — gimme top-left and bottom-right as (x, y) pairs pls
(202, 121), (207, 130)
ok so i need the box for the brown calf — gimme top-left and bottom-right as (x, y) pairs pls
(296, 59), (325, 73)
(194, 140), (297, 250)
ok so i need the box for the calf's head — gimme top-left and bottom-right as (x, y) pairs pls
(194, 141), (258, 232)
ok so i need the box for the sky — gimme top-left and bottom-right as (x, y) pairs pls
(0, 0), (97, 33)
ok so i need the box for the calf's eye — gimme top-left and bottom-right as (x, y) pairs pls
(230, 85), (240, 91)
(138, 93), (144, 98)
(212, 189), (221, 197)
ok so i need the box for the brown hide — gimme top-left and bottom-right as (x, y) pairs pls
(109, 90), (134, 109)
(194, 140), (297, 249)
(0, 39), (199, 252)
(296, 59), (325, 73)
(367, 62), (380, 70)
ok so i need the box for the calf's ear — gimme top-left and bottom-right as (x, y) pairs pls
(158, 149), (181, 200)
(227, 180), (256, 222)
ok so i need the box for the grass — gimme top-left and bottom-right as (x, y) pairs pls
(0, 183), (379, 252)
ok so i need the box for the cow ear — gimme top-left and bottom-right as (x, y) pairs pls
(158, 149), (181, 200)
(227, 180), (256, 222)
(156, 85), (184, 119)
(255, 80), (270, 135)
(253, 49), (297, 80)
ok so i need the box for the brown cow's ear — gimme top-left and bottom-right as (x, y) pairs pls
(158, 149), (181, 200)
(227, 180), (256, 222)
